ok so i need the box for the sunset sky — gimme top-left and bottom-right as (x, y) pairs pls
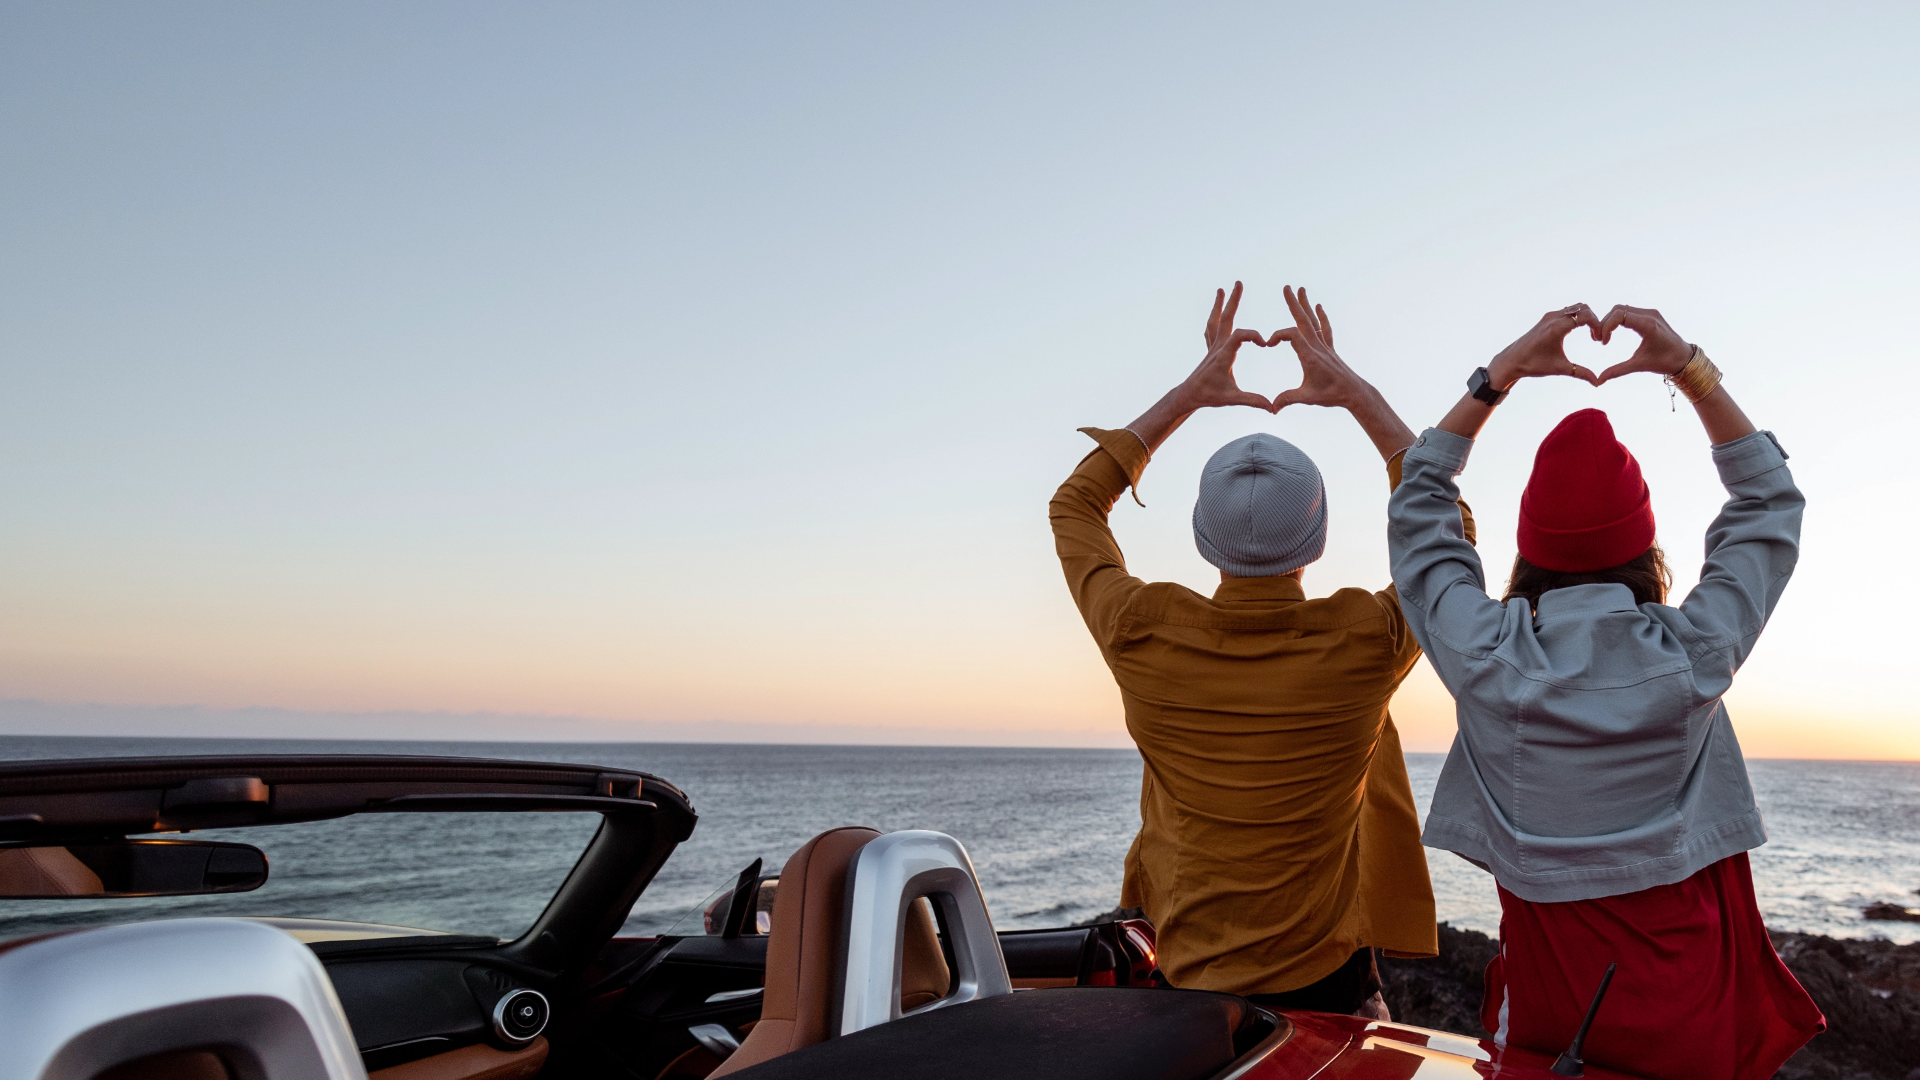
(3, 4), (1915, 759)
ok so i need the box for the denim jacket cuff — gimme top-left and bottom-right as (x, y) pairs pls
(1711, 430), (1789, 486)
(1404, 428), (1475, 476)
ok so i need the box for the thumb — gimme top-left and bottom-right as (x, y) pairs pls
(1569, 364), (1600, 386)
(1271, 388), (1304, 410)
(1231, 391), (1274, 411)
(1592, 360), (1638, 386)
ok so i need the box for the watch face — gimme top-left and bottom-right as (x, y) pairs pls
(1468, 367), (1500, 403)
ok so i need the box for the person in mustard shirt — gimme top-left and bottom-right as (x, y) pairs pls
(1051, 282), (1463, 1018)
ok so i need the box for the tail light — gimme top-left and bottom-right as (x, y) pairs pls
(1116, 918), (1161, 987)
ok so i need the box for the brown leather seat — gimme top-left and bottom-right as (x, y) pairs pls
(0, 846), (104, 896)
(710, 827), (951, 1077)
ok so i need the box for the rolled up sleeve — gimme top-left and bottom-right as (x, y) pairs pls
(1050, 427), (1152, 644)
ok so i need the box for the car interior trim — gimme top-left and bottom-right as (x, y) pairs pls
(366, 1037), (549, 1080)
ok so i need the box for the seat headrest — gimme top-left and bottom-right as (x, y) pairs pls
(710, 826), (952, 1078)
(0, 918), (366, 1080)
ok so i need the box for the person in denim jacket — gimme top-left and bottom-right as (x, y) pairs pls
(1385, 304), (1823, 1080)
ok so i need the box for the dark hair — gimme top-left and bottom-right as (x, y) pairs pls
(1503, 546), (1671, 611)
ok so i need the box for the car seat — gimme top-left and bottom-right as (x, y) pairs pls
(709, 827), (981, 1076)
(0, 917), (365, 1080)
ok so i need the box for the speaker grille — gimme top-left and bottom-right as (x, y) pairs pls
(492, 988), (550, 1044)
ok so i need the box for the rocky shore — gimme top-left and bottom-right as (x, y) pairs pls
(1079, 908), (1920, 1078)
(1378, 924), (1920, 1080)
(1075, 903), (1912, 1068)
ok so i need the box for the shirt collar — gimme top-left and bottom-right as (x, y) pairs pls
(1534, 583), (1642, 616)
(1211, 576), (1307, 604)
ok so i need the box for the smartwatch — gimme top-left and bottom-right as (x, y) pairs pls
(1466, 366), (1508, 406)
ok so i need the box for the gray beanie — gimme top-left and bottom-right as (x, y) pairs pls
(1192, 433), (1328, 577)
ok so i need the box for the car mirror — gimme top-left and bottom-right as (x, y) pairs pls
(0, 840), (269, 898)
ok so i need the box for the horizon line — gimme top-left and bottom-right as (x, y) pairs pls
(1, 729), (1912, 765)
(2, 699), (1914, 763)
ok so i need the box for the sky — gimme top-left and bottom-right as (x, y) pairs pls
(1, 3), (1915, 758)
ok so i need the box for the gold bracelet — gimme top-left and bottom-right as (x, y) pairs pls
(1664, 345), (1723, 405)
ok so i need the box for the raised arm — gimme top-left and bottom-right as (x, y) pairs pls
(1052, 282), (1275, 640)
(1433, 304), (1603, 438)
(1429, 301), (1758, 447)
(1391, 305), (1608, 680)
(1590, 306), (1793, 695)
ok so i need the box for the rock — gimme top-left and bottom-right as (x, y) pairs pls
(1071, 905), (1144, 926)
(1376, 925), (1920, 1080)
(1769, 931), (1920, 1080)
(1862, 902), (1920, 923)
(1090, 913), (1920, 1078)
(1376, 923), (1498, 1037)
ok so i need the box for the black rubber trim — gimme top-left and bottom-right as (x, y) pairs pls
(726, 987), (1253, 1080)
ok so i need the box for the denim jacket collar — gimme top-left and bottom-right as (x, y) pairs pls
(1534, 583), (1642, 617)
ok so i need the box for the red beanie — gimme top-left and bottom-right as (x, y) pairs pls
(1517, 409), (1656, 573)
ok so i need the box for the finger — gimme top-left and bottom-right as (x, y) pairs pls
(1264, 327), (1297, 348)
(1230, 328), (1267, 347)
(1629, 306), (1668, 332)
(1568, 364), (1599, 386)
(1610, 306), (1664, 342)
(1315, 303), (1333, 348)
(1221, 281), (1244, 334)
(1568, 303), (1601, 340)
(1297, 287), (1322, 338)
(1283, 285), (1311, 337)
(1207, 288), (1225, 345)
(1229, 391), (1273, 411)
(1596, 304), (1629, 344)
(1271, 387), (1303, 410)
(1549, 312), (1583, 350)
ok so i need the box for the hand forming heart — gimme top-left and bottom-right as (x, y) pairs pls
(1264, 284), (1370, 412)
(1167, 285), (1703, 426)
(1590, 304), (1696, 384)
(1489, 303), (1696, 389)
(1171, 282), (1375, 416)
(1171, 281), (1282, 414)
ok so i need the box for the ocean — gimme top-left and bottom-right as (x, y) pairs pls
(0, 736), (1914, 947)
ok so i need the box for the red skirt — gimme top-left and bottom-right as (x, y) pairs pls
(1481, 852), (1824, 1080)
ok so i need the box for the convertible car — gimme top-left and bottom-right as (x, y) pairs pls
(0, 753), (1631, 1080)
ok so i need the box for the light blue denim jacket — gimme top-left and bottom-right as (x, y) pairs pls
(1387, 427), (1802, 902)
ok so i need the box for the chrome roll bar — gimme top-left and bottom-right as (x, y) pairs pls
(0, 917), (367, 1080)
(839, 830), (1012, 1035)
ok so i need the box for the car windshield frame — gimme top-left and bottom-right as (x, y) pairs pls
(0, 753), (697, 973)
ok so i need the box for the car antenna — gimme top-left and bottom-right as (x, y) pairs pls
(1552, 961), (1617, 1077)
(720, 857), (764, 939)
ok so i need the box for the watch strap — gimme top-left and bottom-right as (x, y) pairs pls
(1468, 366), (1508, 405)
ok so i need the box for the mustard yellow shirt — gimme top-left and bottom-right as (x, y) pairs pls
(1050, 427), (1467, 995)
